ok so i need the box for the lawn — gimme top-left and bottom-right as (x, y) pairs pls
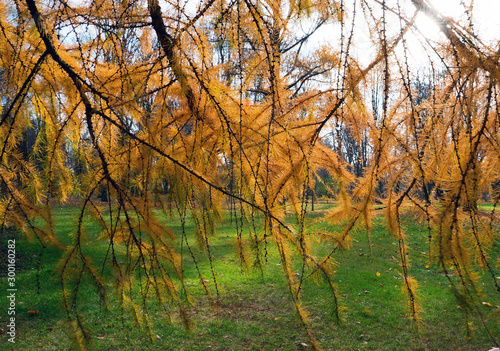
(1, 203), (499, 350)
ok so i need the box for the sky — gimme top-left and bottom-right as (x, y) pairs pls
(415, 0), (500, 44)
(309, 0), (500, 69)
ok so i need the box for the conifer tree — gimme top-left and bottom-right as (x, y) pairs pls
(0, 0), (499, 349)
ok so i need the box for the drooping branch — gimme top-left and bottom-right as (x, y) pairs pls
(0, 50), (48, 128)
(147, 0), (205, 121)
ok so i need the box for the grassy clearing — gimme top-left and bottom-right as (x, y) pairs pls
(1, 204), (499, 350)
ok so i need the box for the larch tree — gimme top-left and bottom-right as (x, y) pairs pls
(0, 0), (499, 349)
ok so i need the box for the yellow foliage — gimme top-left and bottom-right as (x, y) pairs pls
(1, 0), (499, 348)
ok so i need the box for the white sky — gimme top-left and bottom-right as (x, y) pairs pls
(416, 0), (500, 44)
(305, 0), (500, 69)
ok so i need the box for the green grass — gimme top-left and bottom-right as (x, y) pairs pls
(1, 204), (499, 350)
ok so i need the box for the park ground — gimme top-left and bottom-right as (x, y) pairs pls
(1, 201), (499, 350)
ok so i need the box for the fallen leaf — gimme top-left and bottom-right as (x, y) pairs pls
(364, 309), (370, 313)
(482, 302), (493, 307)
(376, 272), (380, 277)
(364, 290), (371, 294)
